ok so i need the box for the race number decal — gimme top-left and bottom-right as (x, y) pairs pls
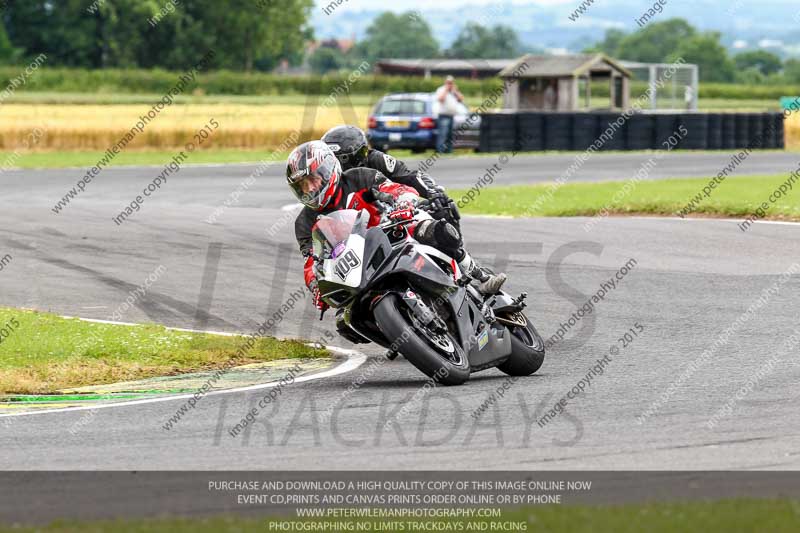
(383, 154), (396, 173)
(335, 250), (361, 281)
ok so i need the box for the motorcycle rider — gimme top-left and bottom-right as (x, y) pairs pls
(321, 125), (460, 229)
(320, 125), (502, 286)
(286, 141), (506, 313)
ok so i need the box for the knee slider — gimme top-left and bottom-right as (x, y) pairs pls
(434, 220), (461, 249)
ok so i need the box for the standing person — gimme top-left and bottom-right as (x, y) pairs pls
(435, 75), (464, 153)
(543, 79), (557, 111)
(684, 85), (694, 111)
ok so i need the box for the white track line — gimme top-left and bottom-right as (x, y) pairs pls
(623, 215), (800, 227)
(665, 217), (800, 226)
(0, 318), (367, 419)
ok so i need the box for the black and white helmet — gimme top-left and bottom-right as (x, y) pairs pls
(321, 125), (369, 170)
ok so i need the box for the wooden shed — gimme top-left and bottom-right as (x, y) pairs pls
(499, 54), (632, 111)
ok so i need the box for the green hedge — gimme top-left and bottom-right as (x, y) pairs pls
(589, 81), (797, 100)
(697, 83), (800, 99)
(0, 66), (794, 100)
(0, 66), (504, 97)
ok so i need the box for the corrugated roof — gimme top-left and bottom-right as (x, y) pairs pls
(376, 59), (515, 71)
(499, 54), (632, 78)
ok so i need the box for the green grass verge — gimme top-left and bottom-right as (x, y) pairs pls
(4, 148), (797, 169)
(4, 499), (797, 532)
(0, 147), (535, 168)
(0, 148), (476, 169)
(0, 91), (782, 111)
(698, 98), (782, 111)
(451, 174), (800, 220)
(0, 148), (292, 168)
(0, 308), (326, 395)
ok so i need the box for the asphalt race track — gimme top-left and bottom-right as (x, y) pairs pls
(7, 150), (800, 192)
(1, 152), (799, 470)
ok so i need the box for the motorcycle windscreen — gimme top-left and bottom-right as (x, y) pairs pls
(312, 209), (361, 259)
(313, 209), (369, 288)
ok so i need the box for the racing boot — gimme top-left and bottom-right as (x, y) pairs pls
(416, 220), (506, 294)
(458, 251), (506, 295)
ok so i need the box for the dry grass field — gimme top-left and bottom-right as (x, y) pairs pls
(784, 112), (800, 149)
(1, 103), (373, 151)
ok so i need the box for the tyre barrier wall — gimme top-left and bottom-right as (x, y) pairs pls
(477, 112), (785, 152)
(707, 114), (723, 150)
(478, 112), (518, 153)
(653, 114), (677, 149)
(721, 114), (736, 149)
(544, 113), (573, 151)
(516, 112), (545, 152)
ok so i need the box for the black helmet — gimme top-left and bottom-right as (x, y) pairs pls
(286, 141), (342, 211)
(321, 125), (369, 170)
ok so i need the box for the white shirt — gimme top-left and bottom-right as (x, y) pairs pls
(436, 86), (461, 116)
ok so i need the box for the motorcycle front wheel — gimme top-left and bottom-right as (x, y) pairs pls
(374, 294), (470, 386)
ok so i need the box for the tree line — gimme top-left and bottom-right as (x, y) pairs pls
(0, 0), (314, 71)
(314, 14), (800, 83)
(0, 3), (797, 86)
(0, 3), (527, 73)
(310, 12), (529, 73)
(587, 18), (800, 84)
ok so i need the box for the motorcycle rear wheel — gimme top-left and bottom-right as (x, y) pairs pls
(374, 294), (470, 386)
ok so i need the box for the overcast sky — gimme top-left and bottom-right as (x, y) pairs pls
(313, 0), (796, 12)
(313, 0), (571, 12)
(311, 0), (800, 51)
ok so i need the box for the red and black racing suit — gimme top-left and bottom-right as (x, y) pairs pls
(365, 149), (438, 198)
(364, 149), (461, 232)
(294, 167), (461, 293)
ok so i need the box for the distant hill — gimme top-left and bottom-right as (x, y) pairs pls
(311, 0), (800, 57)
